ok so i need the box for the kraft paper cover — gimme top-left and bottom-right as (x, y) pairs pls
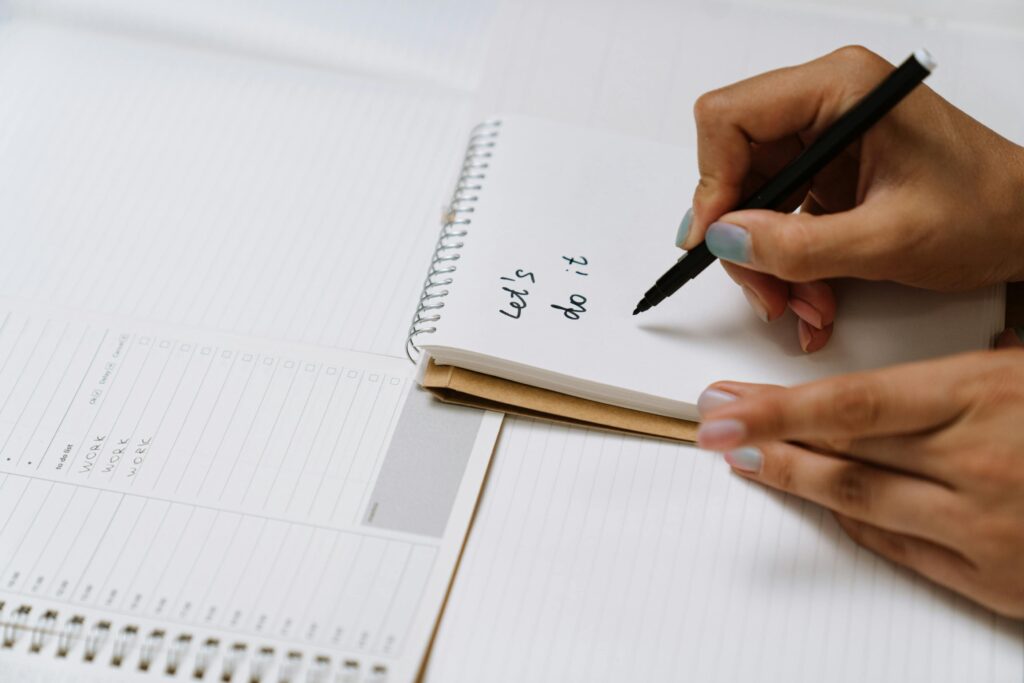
(421, 359), (698, 443)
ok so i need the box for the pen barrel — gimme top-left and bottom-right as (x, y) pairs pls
(647, 242), (716, 302)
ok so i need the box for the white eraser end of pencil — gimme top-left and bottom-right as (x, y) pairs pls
(914, 48), (937, 72)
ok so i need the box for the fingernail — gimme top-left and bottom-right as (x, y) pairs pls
(697, 387), (737, 416)
(705, 222), (751, 263)
(742, 287), (770, 322)
(724, 447), (763, 473)
(1015, 327), (1024, 343)
(675, 208), (694, 248)
(797, 319), (813, 353)
(696, 418), (747, 449)
(788, 297), (824, 329)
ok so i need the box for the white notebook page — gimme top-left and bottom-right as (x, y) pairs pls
(424, 116), (1003, 418)
(0, 298), (501, 682)
(427, 418), (1024, 682)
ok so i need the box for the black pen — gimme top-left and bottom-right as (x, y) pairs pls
(633, 48), (936, 315)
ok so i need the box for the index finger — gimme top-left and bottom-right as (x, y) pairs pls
(686, 46), (893, 249)
(696, 353), (984, 451)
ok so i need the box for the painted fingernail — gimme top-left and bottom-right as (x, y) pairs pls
(696, 418), (747, 449)
(675, 208), (694, 248)
(724, 447), (763, 473)
(705, 222), (751, 263)
(797, 319), (813, 353)
(788, 297), (824, 329)
(742, 287), (770, 322)
(697, 387), (737, 416)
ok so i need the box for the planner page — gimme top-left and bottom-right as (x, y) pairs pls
(424, 115), (1004, 419)
(0, 298), (502, 682)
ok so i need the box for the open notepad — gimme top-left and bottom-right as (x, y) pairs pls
(411, 116), (1005, 439)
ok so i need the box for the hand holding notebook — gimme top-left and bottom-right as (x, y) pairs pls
(410, 116), (1004, 440)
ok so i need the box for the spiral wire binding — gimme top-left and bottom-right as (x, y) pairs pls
(0, 600), (388, 682)
(406, 119), (502, 362)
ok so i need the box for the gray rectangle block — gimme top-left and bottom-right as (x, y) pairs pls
(362, 387), (485, 537)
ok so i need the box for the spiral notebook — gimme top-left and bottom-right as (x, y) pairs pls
(0, 299), (502, 683)
(408, 116), (1006, 440)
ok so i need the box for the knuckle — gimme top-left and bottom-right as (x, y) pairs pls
(769, 218), (817, 280)
(972, 514), (1022, 564)
(755, 390), (791, 435)
(952, 353), (1024, 405)
(927, 496), (963, 536)
(830, 464), (874, 512)
(976, 364), (1024, 405)
(827, 379), (883, 432)
(960, 444), (1018, 493)
(841, 515), (909, 564)
(873, 529), (909, 562)
(772, 448), (796, 490)
(693, 89), (728, 124)
(830, 45), (884, 71)
(821, 435), (855, 454)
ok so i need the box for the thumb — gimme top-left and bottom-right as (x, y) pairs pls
(705, 205), (898, 283)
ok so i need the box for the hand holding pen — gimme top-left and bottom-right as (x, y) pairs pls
(637, 46), (1024, 352)
(682, 46), (1024, 619)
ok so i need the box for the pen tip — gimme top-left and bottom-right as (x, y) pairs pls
(633, 299), (650, 315)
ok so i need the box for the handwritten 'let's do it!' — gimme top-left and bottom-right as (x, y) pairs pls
(498, 255), (591, 322)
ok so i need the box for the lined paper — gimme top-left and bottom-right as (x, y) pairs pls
(428, 418), (1024, 682)
(10, 0), (499, 92)
(472, 0), (1024, 148)
(0, 20), (474, 358)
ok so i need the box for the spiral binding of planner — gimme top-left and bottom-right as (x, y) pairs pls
(0, 599), (384, 683)
(405, 119), (502, 362)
